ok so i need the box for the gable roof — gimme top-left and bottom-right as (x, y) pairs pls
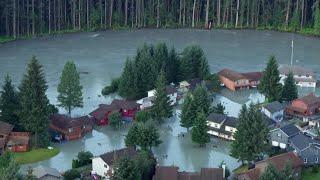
(279, 65), (314, 77)
(200, 168), (224, 180)
(153, 166), (179, 180)
(218, 69), (247, 82)
(207, 113), (227, 124)
(263, 101), (284, 113)
(99, 147), (138, 166)
(289, 133), (320, 151)
(0, 121), (14, 135)
(294, 93), (320, 106)
(280, 124), (300, 137)
(224, 117), (238, 127)
(32, 166), (61, 179)
(50, 114), (93, 130)
(242, 72), (262, 82)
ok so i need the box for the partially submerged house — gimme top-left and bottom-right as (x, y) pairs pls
(178, 78), (202, 92)
(152, 166), (225, 180)
(49, 114), (93, 141)
(0, 121), (13, 155)
(237, 152), (303, 180)
(90, 99), (140, 126)
(279, 65), (316, 88)
(286, 93), (320, 120)
(261, 101), (285, 123)
(6, 132), (30, 152)
(207, 113), (238, 141)
(32, 166), (62, 180)
(270, 124), (301, 149)
(91, 147), (138, 179)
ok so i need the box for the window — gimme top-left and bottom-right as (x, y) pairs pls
(316, 157), (318, 163)
(277, 133), (282, 137)
(304, 158), (308, 163)
(68, 128), (73, 133)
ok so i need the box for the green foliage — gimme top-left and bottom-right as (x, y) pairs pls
(57, 61), (83, 115)
(211, 102), (225, 114)
(180, 94), (196, 130)
(259, 56), (282, 102)
(260, 163), (284, 180)
(72, 151), (93, 169)
(135, 110), (151, 123)
(118, 58), (139, 99)
(192, 85), (211, 115)
(112, 156), (140, 180)
(206, 73), (222, 92)
(0, 152), (21, 180)
(290, 9), (300, 31)
(315, 4), (320, 33)
(151, 70), (173, 123)
(191, 111), (210, 147)
(165, 47), (180, 84)
(19, 56), (51, 148)
(0, 75), (21, 130)
(24, 167), (37, 180)
(231, 104), (270, 162)
(101, 78), (120, 96)
(63, 169), (80, 180)
(108, 111), (122, 130)
(281, 72), (298, 102)
(134, 151), (157, 180)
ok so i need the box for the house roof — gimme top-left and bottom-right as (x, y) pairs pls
(200, 168), (224, 180)
(187, 78), (202, 91)
(207, 113), (227, 124)
(263, 101), (284, 113)
(289, 133), (320, 151)
(32, 166), (61, 179)
(7, 135), (30, 146)
(242, 72), (262, 82)
(0, 121), (14, 135)
(50, 114), (93, 130)
(99, 147), (138, 166)
(178, 172), (199, 180)
(294, 93), (320, 106)
(261, 114), (277, 127)
(280, 124), (300, 137)
(166, 85), (178, 95)
(153, 166), (179, 180)
(218, 69), (247, 82)
(279, 65), (314, 77)
(224, 117), (238, 127)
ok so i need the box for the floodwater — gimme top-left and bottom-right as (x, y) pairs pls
(1, 29), (320, 172)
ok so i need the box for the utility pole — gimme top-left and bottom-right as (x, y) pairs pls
(290, 37), (294, 67)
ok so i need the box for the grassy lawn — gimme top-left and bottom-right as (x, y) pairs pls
(302, 167), (320, 180)
(13, 148), (60, 164)
(233, 165), (248, 174)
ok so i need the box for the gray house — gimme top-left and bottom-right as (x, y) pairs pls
(289, 133), (320, 165)
(32, 166), (62, 180)
(261, 101), (285, 122)
(270, 124), (301, 149)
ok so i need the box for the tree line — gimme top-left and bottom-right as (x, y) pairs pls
(2, 0), (320, 40)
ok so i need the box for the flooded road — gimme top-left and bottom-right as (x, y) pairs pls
(1, 29), (320, 172)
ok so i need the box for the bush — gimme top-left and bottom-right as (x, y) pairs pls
(72, 151), (93, 168)
(63, 169), (80, 180)
(102, 78), (120, 96)
(135, 110), (151, 123)
(108, 111), (122, 130)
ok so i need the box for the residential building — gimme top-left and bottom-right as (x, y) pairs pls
(237, 152), (303, 180)
(49, 114), (93, 141)
(32, 166), (62, 180)
(270, 124), (301, 149)
(207, 113), (238, 141)
(218, 69), (262, 91)
(6, 132), (30, 152)
(91, 147), (138, 179)
(261, 101), (285, 122)
(279, 65), (316, 88)
(286, 93), (320, 119)
(0, 120), (13, 155)
(152, 166), (224, 180)
(90, 99), (140, 125)
(289, 133), (320, 165)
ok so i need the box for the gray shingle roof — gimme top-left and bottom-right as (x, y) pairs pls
(207, 113), (227, 124)
(280, 124), (300, 137)
(224, 117), (238, 127)
(32, 166), (61, 179)
(263, 101), (284, 113)
(289, 133), (320, 151)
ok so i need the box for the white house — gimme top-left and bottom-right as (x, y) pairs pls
(261, 101), (285, 122)
(207, 113), (238, 141)
(91, 147), (138, 179)
(279, 65), (316, 88)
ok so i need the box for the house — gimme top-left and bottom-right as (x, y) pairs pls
(218, 69), (262, 91)
(49, 114), (93, 141)
(270, 124), (301, 149)
(261, 101), (285, 122)
(178, 78), (202, 92)
(6, 132), (30, 152)
(0, 121), (14, 155)
(279, 65), (316, 88)
(289, 133), (320, 165)
(91, 147), (138, 179)
(90, 99), (140, 125)
(207, 113), (238, 141)
(152, 166), (225, 180)
(237, 152), (303, 180)
(32, 166), (62, 180)
(286, 93), (320, 119)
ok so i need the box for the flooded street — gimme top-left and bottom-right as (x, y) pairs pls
(1, 29), (320, 172)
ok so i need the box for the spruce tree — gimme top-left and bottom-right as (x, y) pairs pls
(165, 47), (180, 84)
(315, 3), (320, 34)
(191, 111), (210, 147)
(259, 56), (282, 102)
(118, 59), (139, 99)
(193, 85), (211, 115)
(151, 70), (173, 123)
(212, 102), (225, 114)
(0, 75), (20, 130)
(57, 61), (83, 115)
(180, 94), (196, 130)
(19, 56), (51, 148)
(260, 164), (284, 180)
(281, 72), (298, 102)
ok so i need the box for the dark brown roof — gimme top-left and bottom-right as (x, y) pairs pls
(200, 168), (224, 180)
(294, 93), (320, 106)
(153, 166), (179, 180)
(178, 172), (199, 180)
(242, 72), (262, 82)
(0, 121), (14, 136)
(50, 114), (93, 130)
(99, 147), (138, 166)
(218, 69), (247, 81)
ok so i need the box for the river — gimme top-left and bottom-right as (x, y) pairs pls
(1, 29), (320, 172)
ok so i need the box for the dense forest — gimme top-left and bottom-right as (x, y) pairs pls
(1, 0), (320, 40)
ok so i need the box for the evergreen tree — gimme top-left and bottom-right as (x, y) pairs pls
(315, 3), (320, 33)
(134, 151), (157, 180)
(19, 56), (51, 148)
(207, 73), (222, 92)
(259, 56), (282, 102)
(260, 163), (284, 180)
(63, 169), (81, 180)
(154, 43), (168, 71)
(231, 104), (270, 162)
(165, 47), (180, 84)
(180, 94), (196, 130)
(290, 9), (300, 31)
(191, 111), (210, 147)
(0, 152), (21, 180)
(57, 61), (83, 115)
(211, 102), (225, 114)
(118, 59), (139, 99)
(135, 110), (151, 123)
(193, 85), (211, 115)
(0, 75), (20, 130)
(151, 70), (173, 123)
(281, 72), (298, 102)
(112, 157), (140, 180)
(108, 111), (122, 130)
(125, 123), (140, 148)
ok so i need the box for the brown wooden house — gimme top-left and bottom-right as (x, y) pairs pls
(6, 132), (30, 152)
(50, 114), (93, 141)
(0, 120), (14, 155)
(286, 93), (320, 117)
